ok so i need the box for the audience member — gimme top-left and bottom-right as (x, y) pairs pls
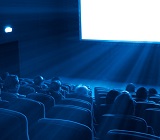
(30, 75), (48, 93)
(1, 75), (26, 101)
(51, 77), (61, 83)
(135, 87), (149, 102)
(126, 83), (136, 97)
(1, 72), (9, 81)
(148, 88), (159, 97)
(75, 84), (90, 97)
(47, 80), (64, 104)
(112, 92), (136, 115)
(106, 89), (121, 104)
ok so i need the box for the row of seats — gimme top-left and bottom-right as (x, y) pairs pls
(1, 74), (160, 140)
(0, 95), (94, 140)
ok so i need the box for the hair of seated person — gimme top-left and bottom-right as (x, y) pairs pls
(51, 77), (61, 83)
(1, 72), (9, 81)
(33, 75), (44, 86)
(75, 85), (89, 96)
(3, 75), (20, 93)
(50, 80), (62, 92)
(148, 88), (158, 97)
(136, 87), (148, 101)
(106, 89), (121, 104)
(112, 92), (136, 115)
(126, 83), (136, 93)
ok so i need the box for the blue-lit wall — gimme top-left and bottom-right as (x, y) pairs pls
(1, 0), (160, 86)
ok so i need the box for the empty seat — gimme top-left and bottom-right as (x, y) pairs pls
(135, 102), (160, 117)
(0, 108), (29, 140)
(31, 118), (93, 140)
(7, 98), (45, 125)
(104, 129), (160, 140)
(144, 108), (160, 136)
(96, 104), (114, 123)
(66, 94), (93, 104)
(0, 100), (9, 108)
(59, 98), (92, 110)
(46, 105), (92, 129)
(97, 114), (148, 139)
(27, 93), (55, 112)
(94, 90), (108, 106)
(149, 96), (160, 103)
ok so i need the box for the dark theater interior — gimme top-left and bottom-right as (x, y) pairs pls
(1, 0), (160, 140)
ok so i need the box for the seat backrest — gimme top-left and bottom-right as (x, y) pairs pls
(59, 98), (92, 110)
(1, 92), (19, 101)
(144, 108), (160, 136)
(27, 93), (55, 112)
(96, 104), (114, 123)
(0, 108), (29, 140)
(94, 89), (108, 105)
(0, 100), (9, 108)
(149, 96), (160, 103)
(7, 98), (45, 127)
(66, 94), (93, 104)
(135, 102), (160, 117)
(97, 114), (148, 139)
(46, 105), (92, 129)
(104, 129), (160, 140)
(31, 118), (92, 140)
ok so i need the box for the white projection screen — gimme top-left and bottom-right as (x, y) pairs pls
(80, 0), (160, 42)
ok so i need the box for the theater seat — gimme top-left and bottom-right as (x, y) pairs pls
(144, 108), (160, 136)
(7, 98), (45, 125)
(59, 98), (92, 110)
(66, 94), (93, 104)
(0, 100), (9, 108)
(27, 93), (55, 112)
(135, 102), (160, 117)
(31, 118), (93, 140)
(104, 129), (160, 140)
(46, 105), (92, 129)
(149, 97), (160, 103)
(0, 108), (29, 140)
(97, 114), (148, 139)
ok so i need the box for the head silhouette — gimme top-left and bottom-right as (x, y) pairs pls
(126, 83), (135, 93)
(113, 92), (135, 115)
(106, 90), (121, 104)
(34, 75), (44, 86)
(75, 85), (89, 96)
(148, 88), (158, 97)
(136, 87), (148, 101)
(50, 80), (62, 92)
(4, 75), (20, 93)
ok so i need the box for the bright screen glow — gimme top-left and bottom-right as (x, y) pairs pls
(80, 0), (160, 42)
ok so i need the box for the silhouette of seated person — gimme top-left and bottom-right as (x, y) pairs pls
(0, 72), (9, 82)
(0, 72), (10, 91)
(51, 77), (69, 96)
(74, 85), (91, 97)
(51, 77), (61, 83)
(30, 75), (48, 93)
(106, 90), (121, 104)
(1, 75), (26, 101)
(126, 83), (136, 97)
(47, 80), (65, 104)
(148, 88), (159, 97)
(135, 87), (153, 103)
(112, 92), (136, 115)
(97, 90), (121, 118)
